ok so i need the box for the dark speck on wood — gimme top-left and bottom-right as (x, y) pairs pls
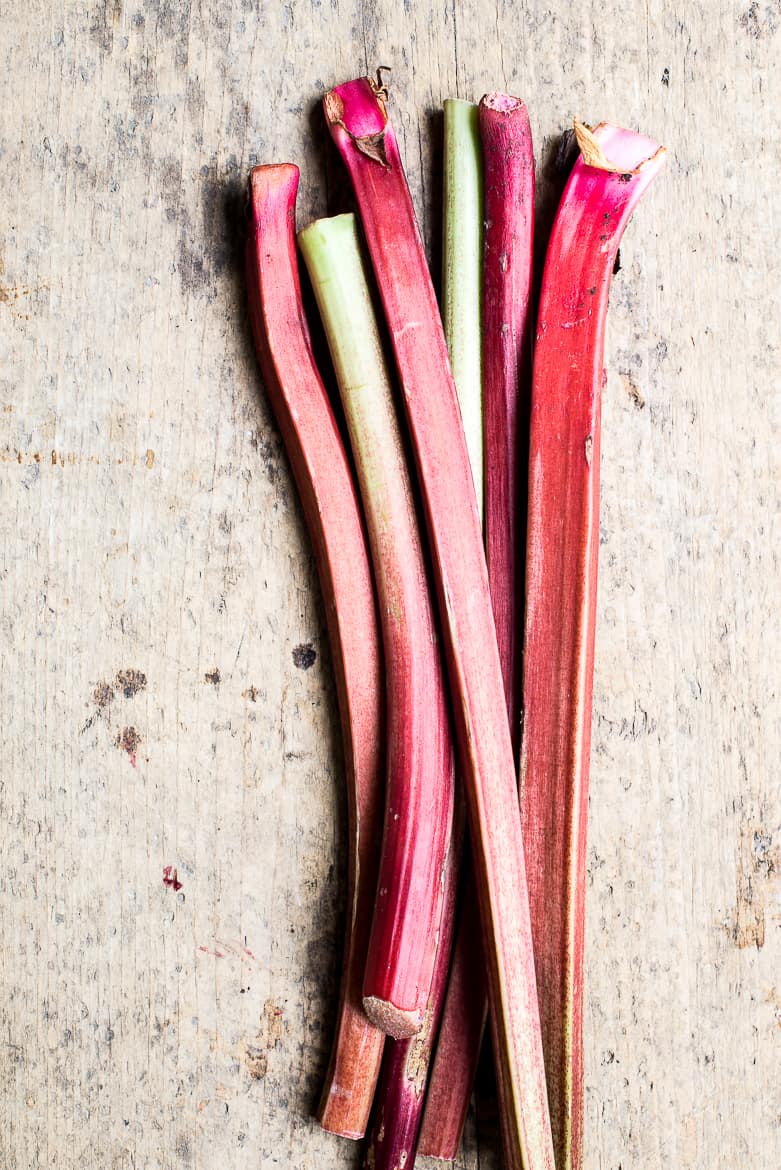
(205, 667), (221, 686)
(116, 668), (147, 698)
(94, 681), (115, 709)
(292, 643), (316, 670)
(116, 726), (142, 759)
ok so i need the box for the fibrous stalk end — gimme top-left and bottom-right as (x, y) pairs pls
(481, 92), (526, 115)
(363, 996), (424, 1041)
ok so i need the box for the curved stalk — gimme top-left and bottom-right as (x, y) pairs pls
(520, 123), (665, 1170)
(245, 165), (385, 1139)
(298, 213), (455, 1041)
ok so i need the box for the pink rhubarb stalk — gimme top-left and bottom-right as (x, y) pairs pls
(323, 76), (554, 1170)
(520, 122), (665, 1170)
(419, 91), (536, 1162)
(298, 212), (455, 1041)
(363, 803), (464, 1170)
(245, 164), (385, 1139)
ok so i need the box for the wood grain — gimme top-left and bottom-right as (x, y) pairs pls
(1, 2), (778, 1167)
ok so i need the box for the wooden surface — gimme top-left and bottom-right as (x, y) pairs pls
(1, 2), (779, 1167)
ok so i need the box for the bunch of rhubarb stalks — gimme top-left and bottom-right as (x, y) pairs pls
(245, 74), (665, 1170)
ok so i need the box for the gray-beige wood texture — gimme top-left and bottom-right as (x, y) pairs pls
(1, 2), (778, 1167)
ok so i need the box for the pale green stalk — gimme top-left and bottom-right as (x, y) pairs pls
(298, 214), (403, 506)
(298, 212), (455, 1045)
(442, 98), (484, 521)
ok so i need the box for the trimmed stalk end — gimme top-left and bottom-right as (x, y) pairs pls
(317, 1105), (364, 1143)
(481, 92), (526, 115)
(363, 996), (424, 1041)
(247, 162), (299, 219)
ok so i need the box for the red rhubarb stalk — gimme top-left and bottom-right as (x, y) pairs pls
(419, 91), (536, 1162)
(323, 76), (554, 1170)
(363, 802), (464, 1170)
(245, 164), (385, 1139)
(298, 212), (455, 1041)
(520, 122), (665, 1170)
(481, 92), (535, 752)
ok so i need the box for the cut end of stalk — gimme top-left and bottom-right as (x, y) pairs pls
(481, 92), (526, 115)
(317, 1114), (363, 1142)
(247, 163), (299, 226)
(324, 76), (388, 143)
(573, 119), (666, 175)
(298, 211), (357, 252)
(363, 996), (424, 1041)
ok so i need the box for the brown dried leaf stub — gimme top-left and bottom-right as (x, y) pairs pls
(573, 120), (618, 172)
(323, 78), (390, 169)
(323, 89), (344, 125)
(368, 66), (391, 111)
(354, 132), (390, 169)
(573, 118), (666, 175)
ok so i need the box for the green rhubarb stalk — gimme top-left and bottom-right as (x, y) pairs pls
(298, 212), (456, 1042)
(443, 98), (484, 519)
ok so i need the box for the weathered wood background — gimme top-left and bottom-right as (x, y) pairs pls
(1, 1), (779, 1167)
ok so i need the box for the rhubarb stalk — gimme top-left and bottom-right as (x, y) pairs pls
(363, 800), (464, 1170)
(323, 76), (554, 1170)
(298, 212), (456, 1041)
(245, 164), (385, 1139)
(419, 92), (536, 1162)
(520, 122), (665, 1170)
(442, 98), (484, 516)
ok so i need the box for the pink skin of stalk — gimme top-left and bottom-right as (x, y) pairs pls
(323, 77), (554, 1170)
(418, 92), (535, 1161)
(245, 164), (385, 1140)
(520, 124), (665, 1170)
(362, 804), (464, 1170)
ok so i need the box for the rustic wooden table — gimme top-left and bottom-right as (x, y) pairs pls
(2, 2), (779, 1167)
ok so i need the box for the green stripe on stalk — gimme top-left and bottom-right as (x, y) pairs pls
(443, 98), (484, 521)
